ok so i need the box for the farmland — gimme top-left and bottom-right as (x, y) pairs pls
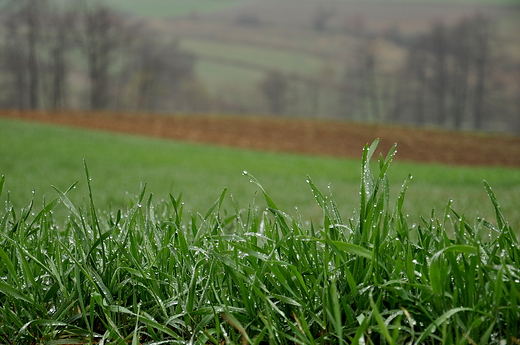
(2, 0), (518, 130)
(110, 0), (520, 130)
(1, 114), (519, 343)
(1, 0), (520, 342)
(139, 1), (520, 117)
(1, 112), (520, 230)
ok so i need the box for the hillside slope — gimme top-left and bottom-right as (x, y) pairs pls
(2, 110), (520, 167)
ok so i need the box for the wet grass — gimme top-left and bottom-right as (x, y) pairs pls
(1, 138), (519, 344)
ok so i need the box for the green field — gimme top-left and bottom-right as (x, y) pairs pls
(102, 0), (249, 17)
(3, 0), (514, 18)
(96, 0), (518, 18)
(0, 0), (251, 17)
(181, 39), (337, 78)
(1, 117), (520, 231)
(1, 118), (519, 343)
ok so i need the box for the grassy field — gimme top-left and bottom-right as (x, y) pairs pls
(3, 0), (250, 17)
(1, 117), (520, 230)
(94, 0), (518, 18)
(143, 0), (518, 119)
(104, 0), (249, 17)
(1, 120), (518, 343)
(181, 38), (338, 78)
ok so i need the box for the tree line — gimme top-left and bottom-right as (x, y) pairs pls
(391, 14), (496, 131)
(258, 13), (519, 134)
(0, 0), (204, 113)
(1, 1), (518, 134)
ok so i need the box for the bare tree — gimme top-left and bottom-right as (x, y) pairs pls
(471, 13), (491, 130)
(337, 68), (358, 119)
(0, 0), (46, 109)
(79, 4), (124, 110)
(407, 43), (429, 126)
(24, 0), (43, 109)
(1, 11), (27, 108)
(43, 6), (76, 110)
(450, 17), (472, 129)
(123, 36), (196, 112)
(259, 71), (288, 115)
(347, 40), (382, 121)
(429, 21), (448, 127)
(312, 5), (335, 32)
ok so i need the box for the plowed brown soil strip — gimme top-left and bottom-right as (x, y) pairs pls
(2, 109), (520, 167)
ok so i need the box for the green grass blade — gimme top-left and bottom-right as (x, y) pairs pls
(483, 180), (506, 230)
(0, 245), (20, 288)
(244, 171), (279, 210)
(327, 239), (372, 261)
(415, 307), (472, 344)
(0, 175), (5, 198)
(429, 245), (479, 294)
(0, 282), (33, 304)
(370, 294), (395, 345)
(51, 183), (80, 220)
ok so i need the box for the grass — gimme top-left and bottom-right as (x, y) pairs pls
(180, 39), (336, 78)
(0, 0), (251, 18)
(101, 0), (250, 18)
(1, 117), (520, 229)
(194, 60), (265, 111)
(87, 0), (519, 18)
(180, 39), (341, 108)
(1, 134), (519, 344)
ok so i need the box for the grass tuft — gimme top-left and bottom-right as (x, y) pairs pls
(0, 140), (519, 344)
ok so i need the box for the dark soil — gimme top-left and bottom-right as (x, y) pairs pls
(2, 110), (520, 167)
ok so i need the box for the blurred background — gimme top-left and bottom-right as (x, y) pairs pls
(0, 0), (519, 134)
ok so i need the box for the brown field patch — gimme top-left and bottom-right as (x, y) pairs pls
(2, 110), (520, 168)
